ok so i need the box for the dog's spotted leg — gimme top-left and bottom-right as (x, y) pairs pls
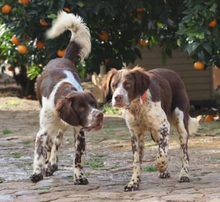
(45, 136), (53, 166)
(73, 128), (88, 185)
(156, 120), (171, 179)
(30, 129), (48, 183)
(174, 108), (190, 182)
(124, 129), (144, 192)
(45, 130), (63, 176)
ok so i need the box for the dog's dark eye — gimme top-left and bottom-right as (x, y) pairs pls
(89, 102), (96, 107)
(124, 82), (131, 89)
(111, 83), (116, 89)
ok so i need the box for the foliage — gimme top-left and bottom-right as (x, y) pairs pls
(3, 128), (12, 134)
(177, 0), (220, 68)
(142, 165), (157, 172)
(0, 0), (220, 80)
(103, 104), (120, 115)
(85, 156), (107, 168)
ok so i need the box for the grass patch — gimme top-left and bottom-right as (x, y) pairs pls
(209, 157), (220, 163)
(142, 165), (157, 172)
(103, 104), (120, 115)
(111, 165), (119, 169)
(0, 177), (4, 183)
(3, 128), (12, 135)
(6, 100), (22, 106)
(67, 175), (73, 178)
(38, 186), (50, 190)
(13, 153), (23, 158)
(102, 126), (114, 135)
(145, 143), (157, 148)
(85, 172), (90, 177)
(23, 140), (32, 145)
(85, 156), (107, 168)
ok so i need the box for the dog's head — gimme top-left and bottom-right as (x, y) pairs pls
(56, 91), (103, 131)
(102, 66), (150, 107)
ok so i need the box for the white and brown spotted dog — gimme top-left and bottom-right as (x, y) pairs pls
(102, 67), (199, 191)
(30, 11), (103, 184)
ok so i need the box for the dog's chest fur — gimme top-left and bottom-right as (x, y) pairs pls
(123, 94), (167, 134)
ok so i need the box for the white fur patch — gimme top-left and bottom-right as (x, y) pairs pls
(112, 73), (129, 106)
(46, 11), (91, 60)
(63, 70), (83, 92)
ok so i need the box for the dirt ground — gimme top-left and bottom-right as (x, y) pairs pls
(0, 97), (220, 202)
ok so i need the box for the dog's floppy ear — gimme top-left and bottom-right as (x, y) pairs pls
(84, 90), (98, 108)
(102, 68), (118, 97)
(131, 66), (150, 95)
(56, 96), (79, 126)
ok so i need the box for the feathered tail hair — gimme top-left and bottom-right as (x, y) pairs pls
(46, 11), (91, 62)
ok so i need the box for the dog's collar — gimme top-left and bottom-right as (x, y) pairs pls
(141, 90), (148, 102)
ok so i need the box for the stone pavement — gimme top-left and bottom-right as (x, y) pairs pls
(0, 97), (220, 202)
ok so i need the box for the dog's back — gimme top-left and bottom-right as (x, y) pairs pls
(36, 11), (91, 106)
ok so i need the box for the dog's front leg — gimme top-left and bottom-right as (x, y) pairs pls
(45, 130), (64, 176)
(124, 128), (144, 192)
(155, 120), (171, 178)
(73, 128), (88, 185)
(30, 129), (48, 183)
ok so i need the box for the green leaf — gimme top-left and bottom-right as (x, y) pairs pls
(203, 43), (212, 55)
(134, 48), (142, 59)
(191, 42), (200, 52)
(196, 32), (205, 39)
(77, 2), (84, 8)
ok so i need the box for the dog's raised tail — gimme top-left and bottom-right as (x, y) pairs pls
(46, 11), (91, 62)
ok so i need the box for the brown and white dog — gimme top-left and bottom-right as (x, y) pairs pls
(102, 67), (199, 191)
(30, 11), (103, 184)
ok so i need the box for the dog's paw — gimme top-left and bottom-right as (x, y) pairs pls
(124, 183), (139, 192)
(156, 156), (168, 173)
(74, 177), (89, 185)
(158, 171), (171, 178)
(45, 164), (58, 176)
(179, 176), (190, 183)
(30, 173), (43, 183)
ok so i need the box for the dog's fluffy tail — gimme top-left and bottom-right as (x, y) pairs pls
(46, 11), (91, 61)
(188, 116), (199, 135)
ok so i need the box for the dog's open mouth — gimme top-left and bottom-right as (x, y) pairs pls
(84, 121), (103, 132)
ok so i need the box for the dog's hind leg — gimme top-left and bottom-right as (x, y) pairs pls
(73, 127), (88, 185)
(173, 108), (190, 182)
(45, 130), (64, 176)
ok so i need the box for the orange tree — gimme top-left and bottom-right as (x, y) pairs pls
(0, 0), (220, 96)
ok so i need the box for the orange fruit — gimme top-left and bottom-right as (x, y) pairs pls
(136, 12), (142, 19)
(8, 66), (14, 71)
(2, 4), (12, 14)
(11, 35), (19, 45)
(18, 0), (30, 5)
(194, 61), (205, 70)
(104, 58), (110, 64)
(205, 115), (214, 122)
(99, 31), (109, 41)
(39, 19), (49, 26)
(208, 19), (217, 27)
(57, 49), (66, 57)
(36, 40), (45, 49)
(17, 45), (28, 54)
(139, 39), (148, 46)
(63, 7), (71, 13)
(136, 7), (144, 12)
